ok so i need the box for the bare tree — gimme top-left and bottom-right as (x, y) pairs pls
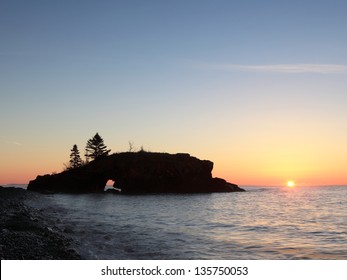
(128, 141), (135, 152)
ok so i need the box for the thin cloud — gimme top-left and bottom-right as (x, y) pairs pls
(5, 141), (23, 146)
(200, 64), (347, 74)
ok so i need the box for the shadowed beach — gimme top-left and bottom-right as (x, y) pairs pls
(0, 186), (80, 260)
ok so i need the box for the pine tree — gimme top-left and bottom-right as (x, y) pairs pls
(69, 144), (82, 169)
(85, 133), (111, 161)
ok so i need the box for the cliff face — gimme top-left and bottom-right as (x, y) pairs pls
(27, 152), (244, 193)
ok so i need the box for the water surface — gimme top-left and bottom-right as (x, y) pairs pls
(28, 186), (347, 259)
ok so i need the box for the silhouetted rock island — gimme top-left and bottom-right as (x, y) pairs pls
(28, 152), (244, 193)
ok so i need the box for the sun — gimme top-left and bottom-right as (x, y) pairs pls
(287, 181), (295, 188)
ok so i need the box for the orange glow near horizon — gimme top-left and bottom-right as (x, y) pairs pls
(1, 141), (347, 186)
(209, 138), (347, 187)
(212, 160), (347, 187)
(1, 165), (347, 187)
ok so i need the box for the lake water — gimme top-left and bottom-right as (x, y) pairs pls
(26, 186), (347, 259)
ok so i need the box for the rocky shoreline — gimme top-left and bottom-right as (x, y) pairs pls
(0, 186), (81, 260)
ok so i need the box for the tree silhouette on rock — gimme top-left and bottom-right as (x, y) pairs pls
(69, 144), (82, 169)
(85, 133), (111, 161)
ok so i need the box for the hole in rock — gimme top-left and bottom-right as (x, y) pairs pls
(105, 179), (121, 192)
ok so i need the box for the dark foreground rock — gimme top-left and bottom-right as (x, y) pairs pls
(28, 152), (245, 193)
(0, 186), (80, 260)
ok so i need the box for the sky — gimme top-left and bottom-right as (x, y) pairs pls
(1, 0), (347, 186)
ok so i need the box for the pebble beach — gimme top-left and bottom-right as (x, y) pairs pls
(0, 186), (80, 260)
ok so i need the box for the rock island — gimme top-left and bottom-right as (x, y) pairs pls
(28, 152), (245, 193)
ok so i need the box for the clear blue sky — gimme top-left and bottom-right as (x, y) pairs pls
(1, 0), (347, 185)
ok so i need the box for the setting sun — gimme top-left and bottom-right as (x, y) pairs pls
(287, 181), (295, 188)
